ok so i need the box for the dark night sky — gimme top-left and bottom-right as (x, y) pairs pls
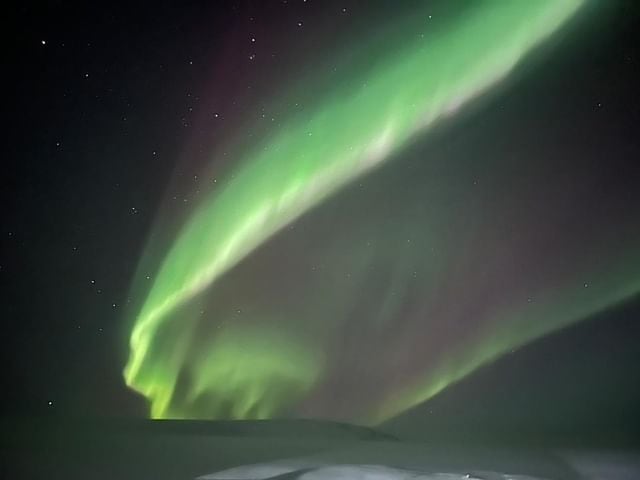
(3, 0), (640, 441)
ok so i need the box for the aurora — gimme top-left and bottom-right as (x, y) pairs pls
(123, 0), (639, 423)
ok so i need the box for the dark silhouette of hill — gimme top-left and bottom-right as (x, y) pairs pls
(0, 416), (395, 479)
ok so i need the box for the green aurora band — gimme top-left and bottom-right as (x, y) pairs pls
(124, 0), (640, 422)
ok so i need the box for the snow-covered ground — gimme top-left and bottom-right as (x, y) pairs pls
(198, 441), (640, 480)
(200, 462), (547, 480)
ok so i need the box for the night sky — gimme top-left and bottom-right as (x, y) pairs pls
(4, 0), (640, 439)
